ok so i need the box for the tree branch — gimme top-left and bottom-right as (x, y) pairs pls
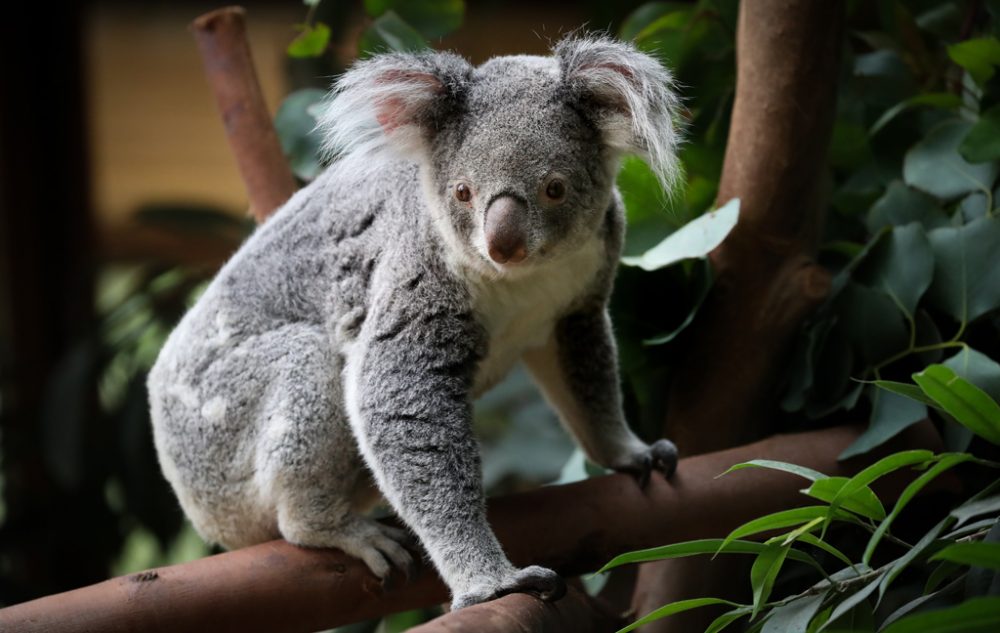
(0, 422), (947, 633)
(190, 6), (297, 222)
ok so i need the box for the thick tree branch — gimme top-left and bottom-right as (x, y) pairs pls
(190, 6), (296, 222)
(0, 422), (947, 633)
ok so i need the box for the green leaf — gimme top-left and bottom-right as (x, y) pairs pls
(943, 348), (1000, 402)
(870, 93), (964, 136)
(949, 37), (1000, 85)
(857, 222), (934, 317)
(781, 517), (825, 545)
(864, 453), (974, 564)
(358, 11), (428, 57)
(837, 282), (908, 366)
(596, 538), (821, 574)
(952, 495), (1000, 526)
(363, 0), (464, 38)
(932, 542), (1000, 570)
(871, 380), (939, 407)
(961, 105), (1000, 163)
(880, 596), (1000, 633)
(619, 2), (687, 40)
(274, 88), (327, 181)
(718, 459), (826, 482)
(803, 477), (886, 520)
(866, 181), (949, 233)
(617, 598), (743, 633)
(927, 218), (1000, 325)
(706, 607), (753, 633)
(831, 449), (934, 506)
(884, 576), (965, 630)
(913, 365), (1000, 445)
(819, 570), (884, 632)
(287, 22), (331, 58)
(904, 120), (999, 201)
(762, 594), (825, 633)
(720, 507), (840, 552)
(796, 532), (855, 568)
(878, 515), (951, 600)
(840, 389), (928, 460)
(750, 544), (790, 618)
(621, 198), (740, 271)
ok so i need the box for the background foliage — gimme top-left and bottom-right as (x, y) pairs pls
(4, 1), (1000, 632)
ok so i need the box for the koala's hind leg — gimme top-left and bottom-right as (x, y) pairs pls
(255, 325), (414, 579)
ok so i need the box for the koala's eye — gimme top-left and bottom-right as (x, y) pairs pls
(455, 182), (473, 203)
(543, 176), (567, 203)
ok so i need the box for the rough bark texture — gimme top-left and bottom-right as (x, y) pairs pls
(190, 6), (297, 222)
(633, 2), (846, 630)
(0, 422), (947, 633)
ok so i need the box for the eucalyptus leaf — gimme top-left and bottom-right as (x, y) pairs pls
(287, 22), (331, 58)
(932, 542), (1000, 570)
(358, 11), (427, 57)
(363, 0), (464, 38)
(819, 570), (884, 632)
(866, 181), (949, 233)
(870, 93), (963, 136)
(913, 365), (1000, 445)
(275, 88), (327, 181)
(619, 2), (687, 41)
(840, 389), (928, 460)
(596, 538), (821, 574)
(706, 607), (753, 633)
(948, 37), (1000, 85)
(621, 198), (739, 271)
(864, 453), (974, 564)
(720, 507), (842, 552)
(926, 218), (1000, 325)
(803, 477), (886, 520)
(617, 598), (743, 633)
(857, 222), (933, 317)
(942, 348), (1000, 402)
(750, 544), (790, 618)
(952, 495), (1000, 527)
(718, 459), (826, 482)
(880, 596), (1000, 633)
(960, 105), (1000, 163)
(904, 120), (998, 201)
(878, 515), (951, 601)
(829, 450), (935, 513)
(762, 594), (824, 633)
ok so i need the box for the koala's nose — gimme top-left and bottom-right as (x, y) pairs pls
(484, 196), (528, 265)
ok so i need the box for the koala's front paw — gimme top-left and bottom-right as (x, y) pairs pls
(451, 565), (566, 610)
(614, 438), (679, 487)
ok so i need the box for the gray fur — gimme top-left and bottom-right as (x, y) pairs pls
(148, 35), (680, 609)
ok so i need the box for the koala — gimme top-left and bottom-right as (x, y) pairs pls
(148, 35), (681, 610)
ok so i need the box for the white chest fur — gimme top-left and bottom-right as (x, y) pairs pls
(468, 239), (605, 395)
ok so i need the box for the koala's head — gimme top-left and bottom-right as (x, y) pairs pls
(320, 36), (681, 275)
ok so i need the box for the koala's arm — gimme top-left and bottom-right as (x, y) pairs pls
(522, 305), (677, 480)
(345, 278), (563, 609)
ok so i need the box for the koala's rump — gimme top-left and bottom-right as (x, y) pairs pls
(148, 303), (364, 549)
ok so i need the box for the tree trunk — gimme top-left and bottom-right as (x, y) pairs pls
(633, 1), (845, 630)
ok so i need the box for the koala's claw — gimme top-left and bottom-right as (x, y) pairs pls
(616, 439), (679, 487)
(451, 566), (566, 610)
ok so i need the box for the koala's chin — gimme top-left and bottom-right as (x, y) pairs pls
(148, 34), (681, 613)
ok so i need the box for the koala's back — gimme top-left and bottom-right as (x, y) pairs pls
(148, 158), (432, 547)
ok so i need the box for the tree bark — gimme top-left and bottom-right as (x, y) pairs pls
(0, 422), (947, 633)
(634, 2), (846, 630)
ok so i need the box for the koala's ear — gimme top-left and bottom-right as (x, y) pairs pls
(555, 36), (683, 191)
(318, 51), (471, 160)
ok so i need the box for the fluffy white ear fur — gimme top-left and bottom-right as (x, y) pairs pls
(318, 52), (470, 161)
(555, 37), (683, 193)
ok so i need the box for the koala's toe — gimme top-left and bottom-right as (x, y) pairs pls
(506, 565), (566, 602)
(651, 438), (678, 477)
